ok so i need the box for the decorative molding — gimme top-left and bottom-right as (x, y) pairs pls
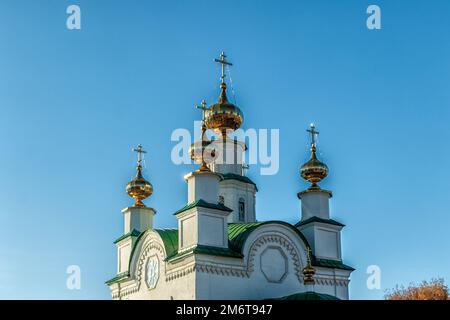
(168, 232), (306, 282)
(113, 228), (349, 299)
(112, 234), (166, 299)
(165, 232), (305, 281)
(195, 263), (248, 278)
(135, 239), (165, 291)
(260, 246), (288, 283)
(166, 263), (196, 281)
(246, 233), (304, 283)
(314, 276), (350, 287)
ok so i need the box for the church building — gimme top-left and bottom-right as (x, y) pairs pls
(106, 53), (354, 300)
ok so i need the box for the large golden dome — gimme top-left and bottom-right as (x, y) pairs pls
(126, 166), (153, 207)
(205, 83), (243, 134)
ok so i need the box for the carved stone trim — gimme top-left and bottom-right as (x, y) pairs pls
(314, 276), (350, 287)
(114, 230), (330, 299)
(135, 240), (165, 291)
(246, 233), (304, 283)
(195, 263), (248, 278)
(166, 263), (196, 281)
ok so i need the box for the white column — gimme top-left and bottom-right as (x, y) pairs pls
(122, 206), (155, 233)
(184, 171), (221, 203)
(209, 137), (246, 175)
(298, 189), (332, 220)
(177, 170), (231, 250)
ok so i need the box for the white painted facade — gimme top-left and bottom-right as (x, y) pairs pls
(107, 151), (354, 300)
(108, 220), (352, 300)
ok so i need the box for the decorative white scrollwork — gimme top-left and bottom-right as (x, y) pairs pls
(145, 255), (159, 290)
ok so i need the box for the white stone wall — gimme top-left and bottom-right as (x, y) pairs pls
(297, 222), (343, 260)
(111, 231), (197, 300)
(219, 180), (256, 223)
(111, 223), (351, 300)
(177, 207), (230, 250)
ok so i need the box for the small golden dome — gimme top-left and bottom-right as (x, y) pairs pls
(300, 124), (329, 189)
(189, 139), (216, 165)
(302, 264), (316, 285)
(205, 83), (243, 134)
(303, 247), (316, 285)
(126, 144), (153, 207)
(300, 144), (329, 186)
(126, 166), (153, 207)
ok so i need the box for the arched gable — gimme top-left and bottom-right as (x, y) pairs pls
(234, 221), (310, 283)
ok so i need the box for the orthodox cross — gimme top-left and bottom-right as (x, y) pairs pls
(214, 51), (233, 84)
(306, 247), (313, 266)
(241, 163), (250, 176)
(132, 144), (147, 167)
(196, 99), (208, 123)
(195, 100), (210, 171)
(307, 123), (319, 146)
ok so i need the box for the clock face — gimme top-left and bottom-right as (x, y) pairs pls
(145, 255), (159, 290)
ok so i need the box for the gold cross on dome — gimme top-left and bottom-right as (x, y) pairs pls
(306, 247), (313, 265)
(214, 51), (233, 84)
(307, 123), (319, 146)
(196, 99), (208, 122)
(132, 144), (147, 166)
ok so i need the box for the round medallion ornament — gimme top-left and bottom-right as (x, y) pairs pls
(145, 255), (160, 290)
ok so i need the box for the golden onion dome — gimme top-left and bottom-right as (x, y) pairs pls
(302, 264), (316, 285)
(300, 144), (329, 187)
(303, 247), (316, 285)
(189, 139), (216, 165)
(126, 165), (153, 207)
(205, 83), (243, 134)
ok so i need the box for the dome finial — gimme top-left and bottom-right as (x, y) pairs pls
(214, 51), (233, 86)
(126, 144), (153, 207)
(205, 52), (243, 135)
(307, 123), (318, 147)
(303, 247), (316, 285)
(214, 51), (232, 104)
(300, 123), (329, 190)
(191, 100), (214, 172)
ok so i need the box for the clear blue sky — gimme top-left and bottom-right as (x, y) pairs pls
(0, 0), (449, 299)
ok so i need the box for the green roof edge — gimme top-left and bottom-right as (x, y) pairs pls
(295, 216), (345, 228)
(154, 228), (178, 258)
(166, 244), (243, 262)
(105, 271), (130, 285)
(113, 229), (142, 244)
(228, 220), (311, 254)
(312, 257), (355, 271)
(173, 199), (233, 215)
(220, 173), (258, 191)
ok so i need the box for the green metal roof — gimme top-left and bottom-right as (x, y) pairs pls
(173, 199), (233, 215)
(269, 291), (340, 300)
(106, 229), (178, 286)
(312, 257), (355, 271)
(295, 216), (345, 228)
(105, 271), (130, 286)
(221, 173), (258, 191)
(113, 229), (141, 244)
(167, 244), (243, 262)
(228, 221), (311, 253)
(154, 229), (178, 258)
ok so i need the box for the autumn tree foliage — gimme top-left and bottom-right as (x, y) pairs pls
(385, 278), (449, 300)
